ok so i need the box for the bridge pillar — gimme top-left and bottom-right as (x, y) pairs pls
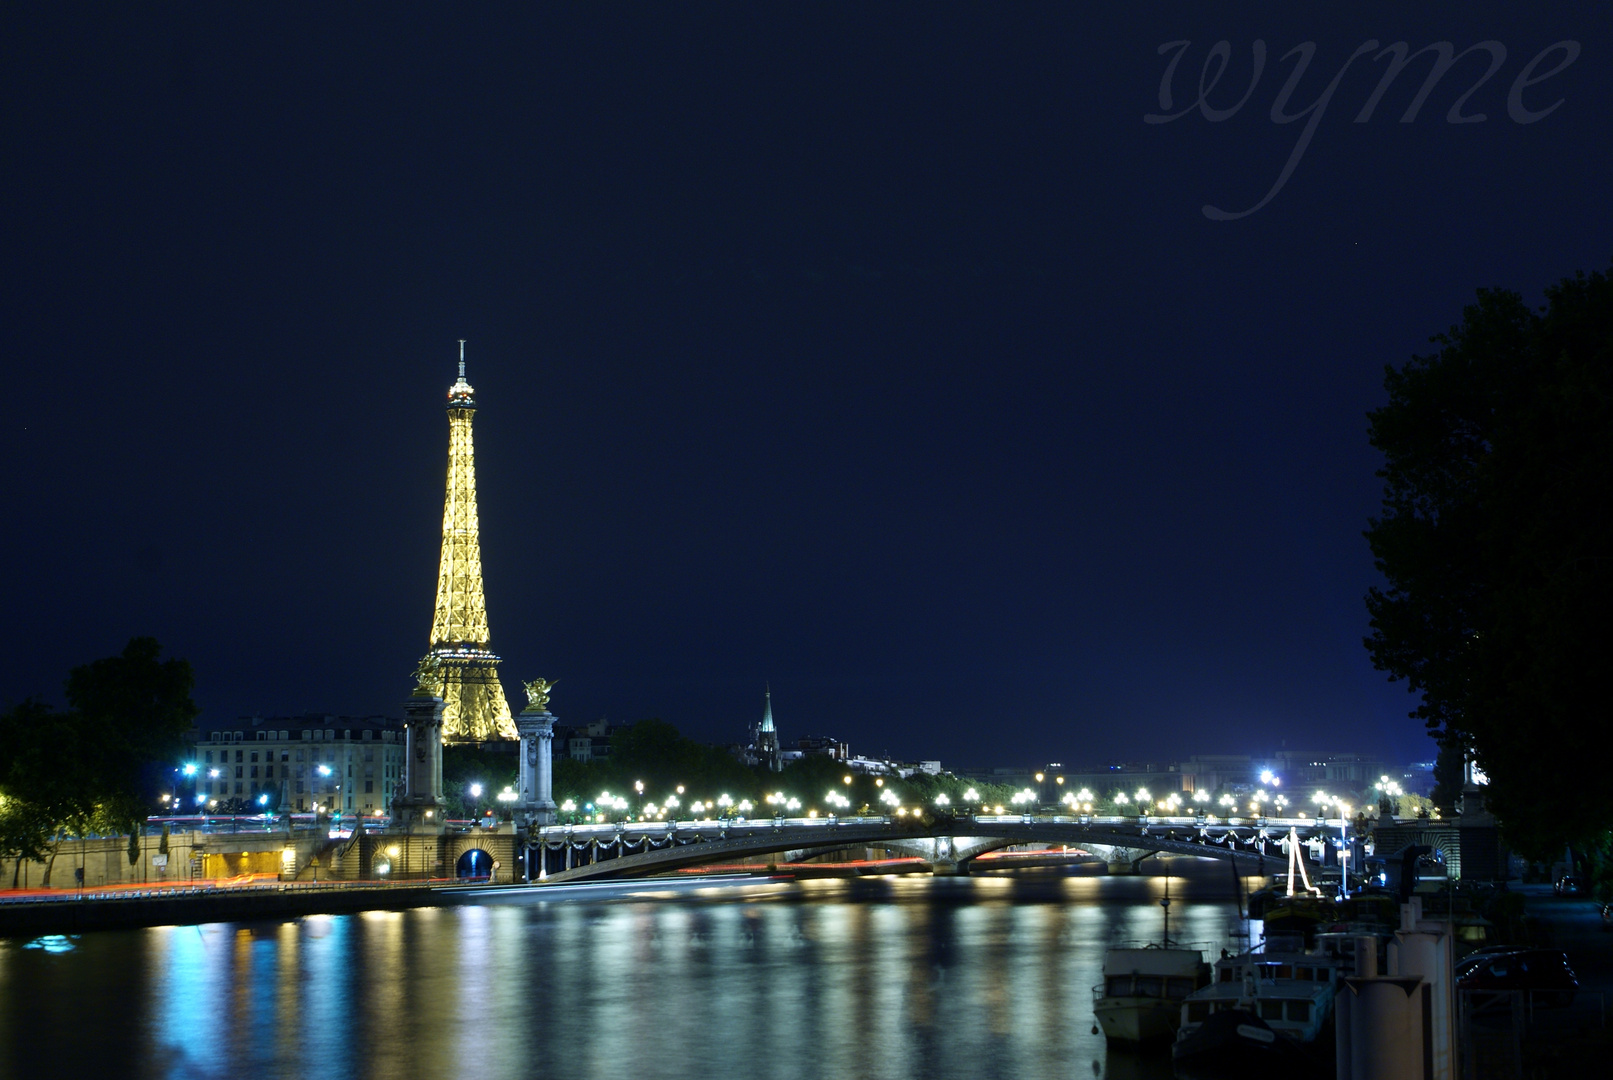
(925, 836), (969, 875)
(513, 708), (557, 828)
(395, 690), (446, 832)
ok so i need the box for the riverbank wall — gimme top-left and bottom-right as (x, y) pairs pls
(0, 882), (452, 937)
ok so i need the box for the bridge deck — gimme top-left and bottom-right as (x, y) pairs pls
(529, 814), (1340, 883)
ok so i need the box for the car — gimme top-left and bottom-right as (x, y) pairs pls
(1553, 874), (1586, 896)
(1456, 949), (1577, 1006)
(1601, 902), (1612, 932)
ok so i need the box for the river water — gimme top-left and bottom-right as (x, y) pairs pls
(0, 860), (1263, 1080)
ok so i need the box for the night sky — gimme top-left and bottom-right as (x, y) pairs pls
(6, 6), (1610, 771)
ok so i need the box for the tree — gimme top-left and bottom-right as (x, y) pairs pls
(65, 636), (199, 827)
(0, 638), (198, 881)
(1365, 263), (1612, 855)
(1428, 741), (1465, 816)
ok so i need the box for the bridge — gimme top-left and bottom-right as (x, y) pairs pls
(526, 813), (1347, 882)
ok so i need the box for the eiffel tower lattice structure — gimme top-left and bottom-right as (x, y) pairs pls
(423, 342), (517, 742)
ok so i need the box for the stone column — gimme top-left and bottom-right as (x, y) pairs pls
(395, 689), (447, 832)
(515, 707), (557, 827)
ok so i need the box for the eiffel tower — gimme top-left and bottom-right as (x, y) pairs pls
(422, 342), (517, 742)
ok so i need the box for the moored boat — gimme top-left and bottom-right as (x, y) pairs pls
(1170, 1008), (1310, 1078)
(1093, 946), (1211, 1043)
(1171, 946), (1339, 1075)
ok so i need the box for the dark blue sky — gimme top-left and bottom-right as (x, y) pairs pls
(5, 5), (1609, 770)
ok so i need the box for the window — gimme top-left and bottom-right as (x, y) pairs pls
(250, 766), (258, 778)
(250, 752), (258, 763)
(235, 766), (243, 779)
(235, 750), (243, 763)
(1286, 1001), (1310, 1022)
(1133, 977), (1164, 998)
(365, 781), (374, 793)
(295, 781), (304, 794)
(205, 750), (213, 763)
(296, 750), (305, 761)
(1187, 1002), (1211, 1022)
(1259, 1001), (1284, 1021)
(234, 782), (243, 795)
(280, 751), (289, 762)
(364, 749), (374, 762)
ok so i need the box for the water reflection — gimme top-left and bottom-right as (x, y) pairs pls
(0, 861), (1256, 1080)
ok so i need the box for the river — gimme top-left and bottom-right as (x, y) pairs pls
(0, 859), (1263, 1080)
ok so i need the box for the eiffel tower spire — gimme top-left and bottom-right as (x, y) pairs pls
(424, 341), (516, 742)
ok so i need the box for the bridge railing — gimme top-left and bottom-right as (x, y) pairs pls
(534, 814), (1336, 840)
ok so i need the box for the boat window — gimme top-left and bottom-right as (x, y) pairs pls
(1275, 965), (1293, 979)
(1286, 1001), (1311, 1022)
(1105, 977), (1132, 996)
(1219, 968), (1234, 983)
(1167, 977), (1196, 999)
(1186, 1001), (1211, 1022)
(1260, 1001), (1284, 1021)
(1134, 976), (1164, 998)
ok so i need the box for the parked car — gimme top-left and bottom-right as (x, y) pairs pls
(1600, 902), (1611, 932)
(1553, 874), (1586, 896)
(1456, 949), (1577, 1006)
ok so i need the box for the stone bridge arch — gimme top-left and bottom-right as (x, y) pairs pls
(533, 818), (1303, 884)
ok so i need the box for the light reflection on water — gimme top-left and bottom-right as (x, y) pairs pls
(0, 862), (1260, 1080)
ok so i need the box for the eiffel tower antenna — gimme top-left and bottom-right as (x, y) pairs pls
(421, 341), (517, 742)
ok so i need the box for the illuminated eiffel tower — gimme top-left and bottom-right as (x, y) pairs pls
(422, 342), (517, 743)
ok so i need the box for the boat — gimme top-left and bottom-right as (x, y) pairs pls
(1093, 860), (1211, 1044)
(1171, 946), (1340, 1075)
(1170, 1008), (1310, 1077)
(1093, 945), (1212, 1043)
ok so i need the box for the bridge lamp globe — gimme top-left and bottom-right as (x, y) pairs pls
(875, 778), (884, 788)
(1135, 788), (1150, 804)
(718, 794), (733, 808)
(1114, 792), (1129, 806)
(964, 788), (979, 802)
(469, 783), (483, 799)
(843, 775), (853, 786)
(738, 799), (753, 813)
(634, 780), (644, 794)
(676, 785), (684, 795)
(1035, 772), (1044, 783)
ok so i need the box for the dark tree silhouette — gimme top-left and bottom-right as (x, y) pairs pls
(1365, 263), (1612, 855)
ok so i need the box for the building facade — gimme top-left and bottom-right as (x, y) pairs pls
(191, 714), (405, 814)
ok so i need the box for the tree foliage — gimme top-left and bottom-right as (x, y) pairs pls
(1365, 264), (1612, 854)
(0, 638), (198, 870)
